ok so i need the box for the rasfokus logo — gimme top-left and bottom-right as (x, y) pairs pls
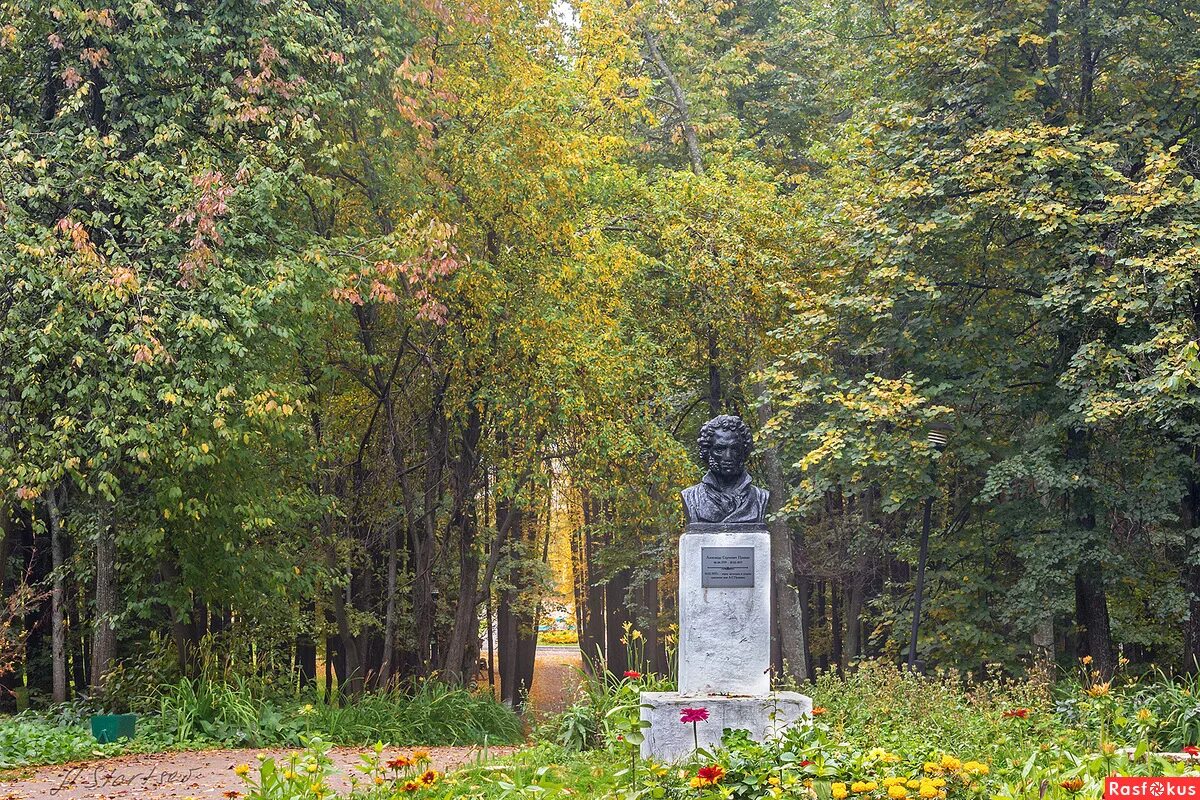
(1106, 778), (1200, 798)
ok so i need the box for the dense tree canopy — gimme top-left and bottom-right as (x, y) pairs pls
(3, 0), (1200, 709)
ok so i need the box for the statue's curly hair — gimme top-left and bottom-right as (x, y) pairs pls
(697, 415), (753, 465)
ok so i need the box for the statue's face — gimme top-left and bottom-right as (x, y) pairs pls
(707, 428), (745, 477)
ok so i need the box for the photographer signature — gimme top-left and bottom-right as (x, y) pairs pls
(50, 763), (202, 795)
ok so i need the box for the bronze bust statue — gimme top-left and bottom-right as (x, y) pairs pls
(681, 415), (769, 524)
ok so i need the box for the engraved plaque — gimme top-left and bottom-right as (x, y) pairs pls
(701, 546), (755, 588)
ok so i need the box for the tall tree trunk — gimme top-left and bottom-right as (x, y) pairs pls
(90, 500), (116, 693)
(0, 501), (12, 597)
(46, 487), (67, 703)
(1183, 449), (1200, 671)
(755, 384), (809, 683)
(295, 601), (317, 689)
(642, 25), (705, 176)
(580, 494), (606, 667)
(1067, 424), (1114, 677)
(845, 576), (864, 661)
(379, 519), (399, 688)
(604, 566), (631, 677)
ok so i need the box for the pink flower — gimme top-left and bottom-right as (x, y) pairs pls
(624, 670), (642, 679)
(680, 707), (709, 724)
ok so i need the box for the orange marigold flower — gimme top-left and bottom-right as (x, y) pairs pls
(1061, 778), (1085, 792)
(811, 706), (827, 716)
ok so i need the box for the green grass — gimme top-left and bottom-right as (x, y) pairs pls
(309, 683), (525, 747)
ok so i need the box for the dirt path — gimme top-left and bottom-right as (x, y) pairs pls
(525, 645), (584, 719)
(0, 744), (518, 800)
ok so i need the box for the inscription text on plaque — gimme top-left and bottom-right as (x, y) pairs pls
(701, 546), (755, 588)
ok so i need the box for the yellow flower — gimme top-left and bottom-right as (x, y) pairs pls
(1101, 742), (1116, 756)
(234, 764), (250, 777)
(939, 755), (961, 771)
(1081, 655), (1093, 665)
(962, 761), (989, 776)
(833, 782), (850, 799)
(400, 780), (420, 792)
(853, 781), (878, 792)
(906, 780), (921, 789)
(374, 776), (384, 786)
(931, 778), (946, 788)
(883, 777), (907, 787)
(419, 769), (441, 786)
(1087, 682), (1111, 698)
(888, 785), (908, 799)
(920, 786), (938, 798)
(923, 763), (944, 775)
(300, 703), (315, 715)
(413, 749), (431, 762)
(769, 776), (782, 786)
(284, 771), (296, 780)
(306, 764), (318, 773)
(1137, 709), (1152, 723)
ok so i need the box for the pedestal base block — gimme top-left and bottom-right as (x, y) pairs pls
(639, 691), (812, 762)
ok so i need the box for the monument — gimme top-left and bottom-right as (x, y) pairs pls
(640, 415), (812, 761)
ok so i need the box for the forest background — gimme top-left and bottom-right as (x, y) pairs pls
(2, 0), (1200, 711)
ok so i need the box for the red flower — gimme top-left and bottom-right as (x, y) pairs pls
(1003, 708), (1030, 719)
(696, 764), (726, 786)
(624, 670), (642, 679)
(799, 760), (814, 767)
(680, 707), (710, 724)
(1184, 745), (1200, 756)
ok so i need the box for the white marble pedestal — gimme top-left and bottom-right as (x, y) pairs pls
(640, 691), (811, 762)
(640, 522), (812, 762)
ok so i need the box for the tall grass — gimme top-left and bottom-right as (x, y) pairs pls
(310, 682), (524, 745)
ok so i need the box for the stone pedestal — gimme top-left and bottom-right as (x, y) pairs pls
(640, 522), (812, 761)
(639, 691), (811, 762)
(677, 523), (771, 695)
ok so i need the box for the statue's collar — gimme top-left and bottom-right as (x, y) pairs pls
(701, 469), (752, 493)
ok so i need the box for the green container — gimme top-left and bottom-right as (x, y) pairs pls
(90, 713), (137, 743)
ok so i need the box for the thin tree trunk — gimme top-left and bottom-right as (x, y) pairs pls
(46, 487), (67, 703)
(91, 500), (116, 693)
(380, 519), (398, 687)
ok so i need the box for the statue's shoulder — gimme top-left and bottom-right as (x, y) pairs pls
(750, 484), (769, 508)
(680, 483), (705, 523)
